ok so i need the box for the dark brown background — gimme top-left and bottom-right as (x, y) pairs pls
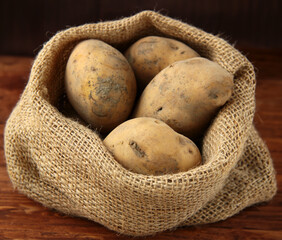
(0, 0), (281, 56)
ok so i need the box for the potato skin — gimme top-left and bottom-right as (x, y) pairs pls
(124, 36), (199, 90)
(103, 117), (202, 175)
(133, 57), (234, 140)
(65, 39), (136, 133)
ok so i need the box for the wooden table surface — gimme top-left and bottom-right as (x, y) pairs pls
(0, 48), (281, 239)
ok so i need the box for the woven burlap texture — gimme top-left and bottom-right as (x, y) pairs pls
(4, 11), (277, 236)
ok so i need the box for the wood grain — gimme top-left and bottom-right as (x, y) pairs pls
(0, 49), (281, 239)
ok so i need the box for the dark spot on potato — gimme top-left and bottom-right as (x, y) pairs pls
(129, 140), (146, 158)
(91, 66), (97, 71)
(73, 59), (77, 63)
(181, 51), (185, 54)
(178, 137), (196, 154)
(168, 42), (179, 50)
(162, 73), (168, 79)
(156, 106), (163, 112)
(180, 93), (191, 103)
(208, 89), (219, 99)
(89, 91), (94, 100)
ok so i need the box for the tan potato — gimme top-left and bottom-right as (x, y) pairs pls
(103, 117), (202, 175)
(65, 39), (136, 133)
(124, 36), (199, 90)
(132, 57), (234, 140)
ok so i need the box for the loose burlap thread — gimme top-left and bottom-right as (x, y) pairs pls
(4, 11), (277, 236)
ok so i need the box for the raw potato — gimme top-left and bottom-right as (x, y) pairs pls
(133, 57), (234, 140)
(103, 117), (202, 175)
(65, 39), (136, 133)
(125, 36), (199, 90)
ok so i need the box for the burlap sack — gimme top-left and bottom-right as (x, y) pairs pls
(4, 11), (277, 236)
